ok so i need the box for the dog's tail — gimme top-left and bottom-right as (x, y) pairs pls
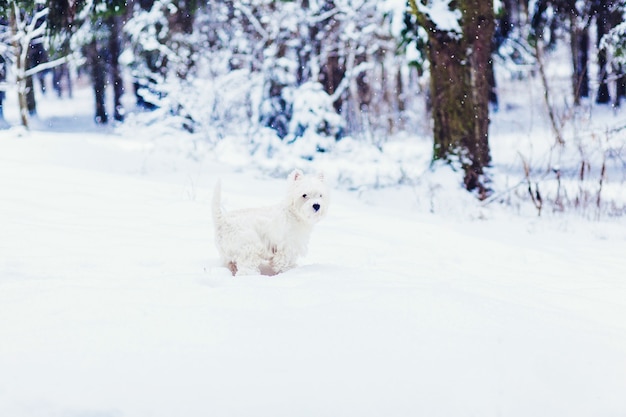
(212, 180), (223, 226)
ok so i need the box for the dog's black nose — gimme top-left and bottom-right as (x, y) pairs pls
(312, 203), (320, 212)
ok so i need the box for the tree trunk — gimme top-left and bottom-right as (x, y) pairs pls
(107, 15), (125, 121)
(615, 65), (626, 107)
(411, 0), (494, 197)
(608, 6), (626, 107)
(86, 39), (108, 124)
(26, 75), (37, 115)
(296, 0), (313, 84)
(0, 56), (5, 121)
(355, 52), (370, 112)
(318, 0), (344, 113)
(320, 50), (344, 113)
(465, 0), (494, 193)
(487, 58), (498, 109)
(596, 7), (610, 104)
(570, 22), (589, 104)
(9, 5), (29, 128)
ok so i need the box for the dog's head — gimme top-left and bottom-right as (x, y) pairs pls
(286, 169), (329, 224)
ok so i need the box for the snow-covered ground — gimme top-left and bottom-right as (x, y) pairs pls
(2, 81), (626, 417)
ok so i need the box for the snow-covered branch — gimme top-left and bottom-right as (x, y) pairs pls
(413, 0), (462, 34)
(11, 5), (50, 78)
(22, 53), (77, 78)
(233, 3), (269, 42)
(600, 21), (626, 65)
(308, 7), (343, 25)
(330, 60), (374, 103)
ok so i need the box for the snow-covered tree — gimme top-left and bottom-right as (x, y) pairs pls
(597, 1), (626, 107)
(603, 18), (626, 66)
(1, 0), (78, 128)
(6, 2), (50, 128)
(125, 0), (201, 108)
(253, 0), (410, 142)
(528, 0), (626, 106)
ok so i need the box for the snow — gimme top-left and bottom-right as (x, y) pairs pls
(2, 76), (626, 416)
(414, 0), (462, 34)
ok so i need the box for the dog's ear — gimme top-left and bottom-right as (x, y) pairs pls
(289, 169), (304, 182)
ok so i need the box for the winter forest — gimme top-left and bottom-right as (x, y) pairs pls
(0, 0), (625, 212)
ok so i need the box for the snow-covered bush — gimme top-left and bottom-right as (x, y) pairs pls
(287, 82), (344, 152)
(259, 56), (297, 139)
(124, 0), (200, 111)
(600, 21), (626, 65)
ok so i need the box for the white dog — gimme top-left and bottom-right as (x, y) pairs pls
(212, 170), (329, 276)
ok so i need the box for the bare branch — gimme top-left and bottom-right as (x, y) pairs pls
(534, 40), (565, 146)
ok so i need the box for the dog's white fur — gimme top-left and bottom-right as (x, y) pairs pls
(212, 170), (329, 276)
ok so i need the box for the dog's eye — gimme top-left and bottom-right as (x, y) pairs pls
(302, 194), (307, 199)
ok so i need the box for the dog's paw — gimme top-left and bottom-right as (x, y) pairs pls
(235, 266), (261, 276)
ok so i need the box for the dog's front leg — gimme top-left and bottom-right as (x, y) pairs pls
(270, 248), (297, 274)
